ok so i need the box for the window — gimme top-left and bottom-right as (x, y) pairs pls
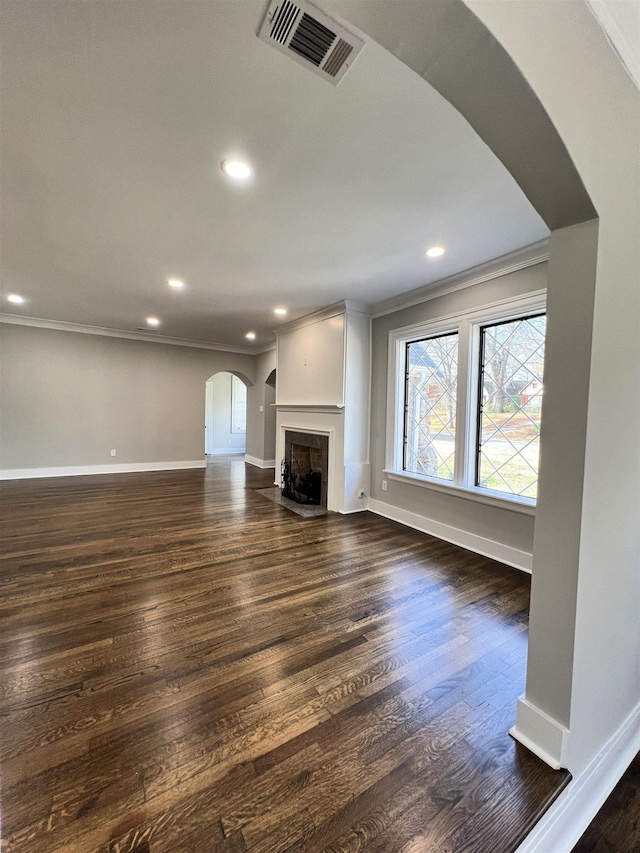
(404, 333), (458, 482)
(477, 314), (546, 499)
(387, 292), (546, 509)
(231, 375), (247, 433)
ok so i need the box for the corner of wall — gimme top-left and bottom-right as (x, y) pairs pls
(510, 695), (570, 770)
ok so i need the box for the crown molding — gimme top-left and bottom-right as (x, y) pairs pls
(585, 0), (640, 91)
(274, 299), (370, 336)
(0, 242), (548, 350)
(370, 239), (549, 319)
(0, 313), (257, 354)
(275, 301), (347, 335)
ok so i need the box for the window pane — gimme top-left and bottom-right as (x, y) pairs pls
(231, 375), (247, 433)
(477, 314), (546, 498)
(404, 333), (458, 481)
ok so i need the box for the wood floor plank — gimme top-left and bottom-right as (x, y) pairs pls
(0, 457), (569, 852)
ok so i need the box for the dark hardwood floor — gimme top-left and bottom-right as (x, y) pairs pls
(573, 752), (640, 853)
(0, 456), (569, 853)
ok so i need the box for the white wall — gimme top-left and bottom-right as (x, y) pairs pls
(0, 324), (255, 475)
(274, 303), (371, 512)
(205, 372), (246, 455)
(276, 314), (345, 406)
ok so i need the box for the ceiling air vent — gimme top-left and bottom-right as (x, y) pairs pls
(258, 0), (364, 85)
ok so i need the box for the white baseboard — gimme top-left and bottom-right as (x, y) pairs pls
(244, 455), (276, 469)
(368, 498), (532, 573)
(510, 696), (570, 769)
(206, 449), (245, 456)
(515, 699), (640, 853)
(0, 460), (206, 480)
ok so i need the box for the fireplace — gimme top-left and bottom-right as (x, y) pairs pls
(281, 431), (328, 507)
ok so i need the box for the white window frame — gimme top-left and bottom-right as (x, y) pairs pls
(385, 290), (546, 515)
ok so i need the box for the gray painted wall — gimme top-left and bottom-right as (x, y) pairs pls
(326, 0), (595, 231)
(369, 260), (548, 558)
(244, 349), (277, 465)
(264, 380), (276, 461)
(526, 221), (597, 730)
(467, 0), (640, 779)
(0, 324), (255, 470)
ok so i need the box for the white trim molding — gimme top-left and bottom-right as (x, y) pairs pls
(0, 313), (256, 354)
(515, 700), (640, 853)
(585, 0), (640, 91)
(0, 459), (206, 480)
(274, 404), (345, 411)
(206, 449), (245, 456)
(368, 497), (533, 573)
(385, 469), (536, 516)
(275, 300), (369, 336)
(244, 454), (276, 469)
(510, 696), (570, 770)
(371, 239), (549, 318)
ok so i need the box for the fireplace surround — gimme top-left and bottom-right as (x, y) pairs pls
(274, 302), (371, 514)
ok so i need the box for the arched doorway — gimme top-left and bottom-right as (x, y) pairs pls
(205, 371), (249, 456)
(332, 0), (636, 812)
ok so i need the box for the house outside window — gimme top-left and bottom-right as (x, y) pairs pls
(477, 314), (546, 499)
(404, 333), (458, 482)
(386, 292), (546, 510)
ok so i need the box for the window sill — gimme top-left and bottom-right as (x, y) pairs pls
(383, 469), (536, 516)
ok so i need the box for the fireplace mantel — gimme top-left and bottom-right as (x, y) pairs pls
(274, 404), (344, 411)
(274, 303), (370, 514)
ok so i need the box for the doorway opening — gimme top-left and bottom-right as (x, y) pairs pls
(205, 372), (248, 456)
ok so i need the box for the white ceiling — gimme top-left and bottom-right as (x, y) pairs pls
(0, 0), (549, 349)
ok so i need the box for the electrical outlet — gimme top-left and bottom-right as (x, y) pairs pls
(358, 490), (366, 498)
(259, 405), (264, 412)
(111, 449), (116, 457)
(381, 479), (387, 491)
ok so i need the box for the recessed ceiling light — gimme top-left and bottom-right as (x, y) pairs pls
(426, 246), (445, 258)
(167, 279), (184, 289)
(146, 317), (160, 327)
(221, 159), (253, 180)
(273, 307), (287, 316)
(7, 293), (25, 304)
(245, 332), (256, 340)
